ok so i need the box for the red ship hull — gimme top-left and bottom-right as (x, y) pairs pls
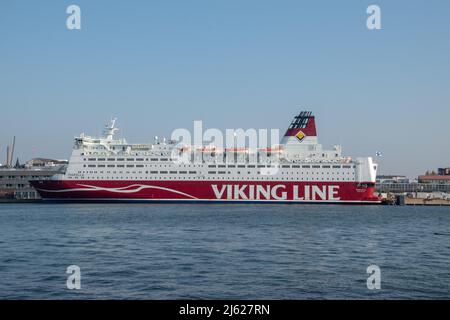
(31, 180), (381, 204)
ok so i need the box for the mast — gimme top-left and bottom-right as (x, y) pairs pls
(103, 118), (119, 141)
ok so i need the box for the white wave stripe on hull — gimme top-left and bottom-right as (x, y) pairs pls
(35, 184), (199, 199)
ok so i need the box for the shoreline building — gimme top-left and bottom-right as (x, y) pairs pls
(376, 175), (410, 184)
(419, 167), (450, 185)
(0, 158), (67, 199)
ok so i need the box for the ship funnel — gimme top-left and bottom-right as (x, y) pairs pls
(283, 111), (317, 138)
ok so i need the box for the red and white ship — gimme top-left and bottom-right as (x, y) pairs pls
(31, 112), (381, 203)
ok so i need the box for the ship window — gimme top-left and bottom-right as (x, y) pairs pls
(117, 165), (125, 168)
(160, 158), (168, 161)
(218, 171), (226, 174)
(323, 165), (330, 168)
(136, 165), (144, 168)
(150, 171), (158, 174)
(127, 165), (134, 168)
(238, 165), (245, 168)
(98, 165), (105, 168)
(302, 165), (310, 168)
(282, 165), (290, 168)
(170, 171), (177, 174)
(107, 158), (115, 161)
(257, 165), (265, 168)
(208, 171), (216, 174)
(137, 158), (144, 161)
(343, 165), (351, 168)
(127, 158), (134, 161)
(107, 165), (115, 168)
(247, 165), (255, 168)
(312, 165), (320, 168)
(208, 165), (216, 168)
(151, 158), (158, 161)
(160, 171), (167, 174)
(189, 171), (196, 174)
(292, 165), (300, 168)
(88, 158), (96, 161)
(228, 165), (236, 168)
(333, 165), (341, 168)
(98, 158), (106, 161)
(88, 165), (96, 168)
(179, 171), (187, 174)
(117, 158), (125, 161)
(218, 165), (226, 168)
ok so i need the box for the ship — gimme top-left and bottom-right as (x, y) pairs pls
(31, 111), (381, 203)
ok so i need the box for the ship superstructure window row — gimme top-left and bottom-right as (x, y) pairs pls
(74, 173), (356, 182)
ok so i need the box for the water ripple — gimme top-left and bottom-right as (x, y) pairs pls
(0, 204), (449, 299)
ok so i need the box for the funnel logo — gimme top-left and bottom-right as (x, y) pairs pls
(295, 130), (306, 142)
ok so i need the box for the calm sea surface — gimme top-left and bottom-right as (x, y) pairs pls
(0, 203), (449, 299)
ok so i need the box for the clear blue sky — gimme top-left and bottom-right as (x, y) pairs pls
(1, 0), (449, 177)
